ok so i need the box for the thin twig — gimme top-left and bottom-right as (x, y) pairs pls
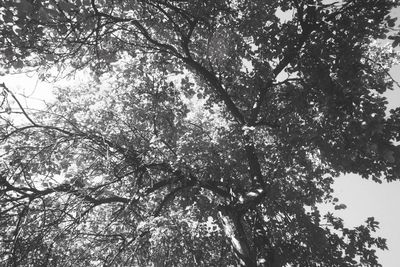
(0, 83), (37, 126)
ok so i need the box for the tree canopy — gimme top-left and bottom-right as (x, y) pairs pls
(1, 0), (400, 266)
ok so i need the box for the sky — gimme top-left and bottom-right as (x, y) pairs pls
(333, 174), (400, 267)
(331, 63), (400, 267)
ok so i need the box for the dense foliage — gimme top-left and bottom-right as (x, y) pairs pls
(1, 0), (400, 266)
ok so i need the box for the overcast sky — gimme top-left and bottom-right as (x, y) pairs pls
(332, 63), (400, 267)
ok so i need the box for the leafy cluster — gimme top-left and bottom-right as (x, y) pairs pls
(1, 0), (400, 266)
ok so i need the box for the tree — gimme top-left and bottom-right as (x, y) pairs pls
(1, 0), (400, 266)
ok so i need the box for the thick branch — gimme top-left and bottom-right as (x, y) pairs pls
(218, 205), (257, 267)
(249, 5), (317, 125)
(182, 58), (246, 124)
(244, 142), (265, 188)
(90, 0), (181, 56)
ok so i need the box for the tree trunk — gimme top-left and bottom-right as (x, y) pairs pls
(218, 205), (257, 267)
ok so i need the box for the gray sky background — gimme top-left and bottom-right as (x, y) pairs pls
(333, 63), (400, 267)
